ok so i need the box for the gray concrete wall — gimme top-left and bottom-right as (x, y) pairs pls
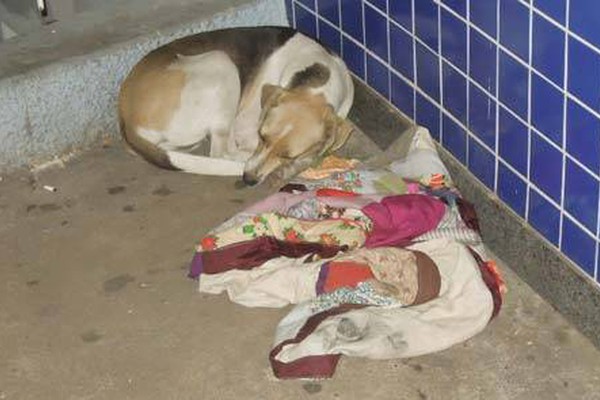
(0, 0), (287, 171)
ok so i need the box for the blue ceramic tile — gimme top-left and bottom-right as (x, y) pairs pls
(499, 50), (528, 119)
(415, 0), (439, 52)
(390, 24), (414, 80)
(317, 0), (339, 25)
(342, 37), (365, 78)
(442, 115), (467, 163)
(365, 3), (388, 60)
(318, 19), (341, 54)
(286, 0), (294, 25)
(562, 216), (596, 276)
(468, 138), (495, 189)
(469, 84), (497, 150)
(391, 73), (415, 118)
(470, 28), (497, 94)
(498, 162), (527, 217)
(533, 0), (565, 25)
(500, 0), (530, 62)
(389, 0), (412, 31)
(566, 100), (600, 174)
(441, 8), (467, 72)
(341, 0), (364, 42)
(442, 62), (467, 124)
(528, 189), (560, 245)
(499, 106), (528, 175)
(416, 42), (440, 102)
(568, 37), (600, 112)
(531, 72), (564, 146)
(442, 0), (466, 16)
(532, 13), (565, 87)
(470, 0), (497, 38)
(530, 131), (563, 202)
(570, 0), (600, 50)
(298, 0), (315, 9)
(416, 93), (441, 141)
(368, 0), (386, 12)
(564, 158), (599, 232)
(367, 55), (390, 98)
(295, 4), (317, 38)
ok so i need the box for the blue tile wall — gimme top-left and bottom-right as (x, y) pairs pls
(286, 0), (600, 284)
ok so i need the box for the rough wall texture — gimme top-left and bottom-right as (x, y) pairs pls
(0, 0), (287, 171)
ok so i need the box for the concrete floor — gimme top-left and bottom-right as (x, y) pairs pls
(1, 141), (600, 400)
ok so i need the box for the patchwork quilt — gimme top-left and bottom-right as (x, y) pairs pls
(188, 127), (506, 379)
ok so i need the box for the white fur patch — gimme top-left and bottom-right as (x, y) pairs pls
(167, 151), (244, 176)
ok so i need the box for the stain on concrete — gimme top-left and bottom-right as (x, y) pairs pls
(61, 220), (69, 226)
(123, 204), (135, 212)
(80, 330), (103, 343)
(554, 329), (570, 345)
(107, 186), (126, 195)
(103, 274), (135, 293)
(26, 204), (37, 213)
(152, 185), (172, 196)
(411, 364), (424, 372)
(26, 280), (40, 286)
(39, 203), (62, 212)
(302, 383), (322, 394)
(417, 389), (427, 400)
(146, 268), (163, 275)
(229, 198), (244, 204)
(526, 354), (535, 362)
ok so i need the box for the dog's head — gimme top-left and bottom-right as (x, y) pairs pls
(242, 84), (353, 186)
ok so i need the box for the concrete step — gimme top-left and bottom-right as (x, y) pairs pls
(0, 0), (287, 172)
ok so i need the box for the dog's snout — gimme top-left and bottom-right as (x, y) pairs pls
(242, 172), (259, 186)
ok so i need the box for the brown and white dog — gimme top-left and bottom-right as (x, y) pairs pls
(118, 26), (355, 185)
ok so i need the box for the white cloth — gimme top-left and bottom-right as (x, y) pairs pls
(272, 239), (493, 362)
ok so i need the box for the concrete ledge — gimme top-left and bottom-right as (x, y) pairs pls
(0, 0), (287, 171)
(351, 79), (600, 349)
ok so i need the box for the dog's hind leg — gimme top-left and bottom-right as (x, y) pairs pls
(165, 151), (244, 176)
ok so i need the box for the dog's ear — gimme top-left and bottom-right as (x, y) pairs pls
(322, 108), (354, 154)
(261, 84), (285, 109)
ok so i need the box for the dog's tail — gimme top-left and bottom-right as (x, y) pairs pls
(165, 150), (244, 176)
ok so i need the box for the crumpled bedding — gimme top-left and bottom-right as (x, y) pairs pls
(188, 126), (505, 379)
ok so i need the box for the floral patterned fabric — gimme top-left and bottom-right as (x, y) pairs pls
(199, 212), (368, 252)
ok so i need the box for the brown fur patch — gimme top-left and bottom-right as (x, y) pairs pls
(287, 63), (331, 89)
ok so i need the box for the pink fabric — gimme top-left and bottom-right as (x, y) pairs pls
(362, 194), (446, 248)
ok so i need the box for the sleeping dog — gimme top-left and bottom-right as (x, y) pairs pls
(118, 26), (355, 186)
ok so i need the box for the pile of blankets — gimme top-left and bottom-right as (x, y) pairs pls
(188, 127), (506, 379)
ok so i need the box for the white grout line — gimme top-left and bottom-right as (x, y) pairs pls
(524, 0), (533, 221)
(386, 0), (392, 102)
(465, 0), (471, 169)
(559, 0), (570, 249)
(411, 0), (418, 120)
(494, 0), (501, 192)
(437, 0), (444, 145)
(337, 0), (343, 57)
(362, 0), (367, 81)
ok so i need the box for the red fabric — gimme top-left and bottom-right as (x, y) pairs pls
(198, 236), (346, 276)
(270, 304), (366, 379)
(322, 261), (374, 293)
(316, 188), (358, 197)
(468, 248), (503, 319)
(363, 194), (446, 248)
